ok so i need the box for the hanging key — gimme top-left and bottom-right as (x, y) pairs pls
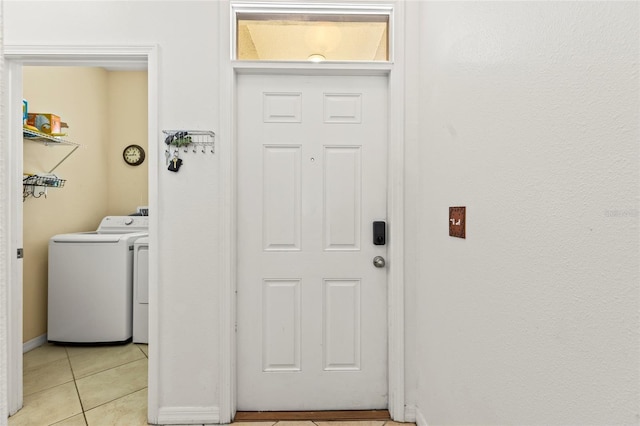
(168, 153), (183, 172)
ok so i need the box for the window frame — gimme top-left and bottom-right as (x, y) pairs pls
(231, 3), (395, 63)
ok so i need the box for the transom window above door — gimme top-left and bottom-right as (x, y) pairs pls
(234, 5), (391, 62)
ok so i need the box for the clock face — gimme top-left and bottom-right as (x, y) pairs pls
(123, 144), (145, 166)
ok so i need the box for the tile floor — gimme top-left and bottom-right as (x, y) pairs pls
(9, 344), (415, 426)
(9, 342), (149, 426)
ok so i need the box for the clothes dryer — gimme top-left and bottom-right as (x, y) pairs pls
(48, 216), (148, 344)
(133, 237), (149, 344)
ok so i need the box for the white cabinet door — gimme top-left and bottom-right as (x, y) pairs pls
(237, 74), (388, 411)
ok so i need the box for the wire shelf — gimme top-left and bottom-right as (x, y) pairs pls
(23, 127), (80, 174)
(23, 128), (78, 146)
(23, 175), (66, 187)
(23, 174), (66, 200)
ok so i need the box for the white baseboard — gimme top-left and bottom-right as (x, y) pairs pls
(157, 406), (220, 425)
(415, 406), (428, 426)
(23, 334), (47, 353)
(404, 405), (417, 423)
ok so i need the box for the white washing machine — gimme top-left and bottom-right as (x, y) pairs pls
(48, 216), (149, 344)
(133, 236), (149, 344)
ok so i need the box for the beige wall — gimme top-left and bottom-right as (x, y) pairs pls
(107, 71), (148, 215)
(22, 67), (148, 343)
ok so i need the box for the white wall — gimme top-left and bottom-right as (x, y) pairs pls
(4, 1), (221, 422)
(402, 1), (421, 417)
(3, 1), (639, 425)
(414, 1), (639, 424)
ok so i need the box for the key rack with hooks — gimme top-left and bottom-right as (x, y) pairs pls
(163, 130), (215, 154)
(162, 130), (215, 173)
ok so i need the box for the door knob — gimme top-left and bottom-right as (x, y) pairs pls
(373, 256), (386, 268)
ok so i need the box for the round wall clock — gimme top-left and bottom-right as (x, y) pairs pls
(123, 144), (146, 166)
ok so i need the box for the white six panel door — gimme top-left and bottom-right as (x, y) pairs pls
(237, 74), (388, 411)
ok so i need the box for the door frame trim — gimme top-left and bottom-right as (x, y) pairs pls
(0, 44), (160, 423)
(218, 1), (405, 422)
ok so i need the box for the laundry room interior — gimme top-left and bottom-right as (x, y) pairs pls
(22, 65), (149, 368)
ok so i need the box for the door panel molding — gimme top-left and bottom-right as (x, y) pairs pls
(262, 279), (302, 372)
(323, 146), (362, 251)
(323, 279), (362, 371)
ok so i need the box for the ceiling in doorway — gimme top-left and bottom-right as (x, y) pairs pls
(237, 18), (388, 61)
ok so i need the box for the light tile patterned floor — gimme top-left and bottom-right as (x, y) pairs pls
(9, 344), (415, 426)
(9, 343), (148, 426)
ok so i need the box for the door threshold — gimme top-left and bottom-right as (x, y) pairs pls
(235, 410), (391, 422)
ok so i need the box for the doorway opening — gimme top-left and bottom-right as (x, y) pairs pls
(22, 65), (149, 346)
(3, 46), (159, 423)
(20, 65), (149, 422)
(224, 2), (405, 422)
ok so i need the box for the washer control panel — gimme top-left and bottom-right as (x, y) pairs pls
(97, 216), (149, 233)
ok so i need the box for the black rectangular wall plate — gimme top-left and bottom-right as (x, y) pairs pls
(373, 221), (386, 245)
